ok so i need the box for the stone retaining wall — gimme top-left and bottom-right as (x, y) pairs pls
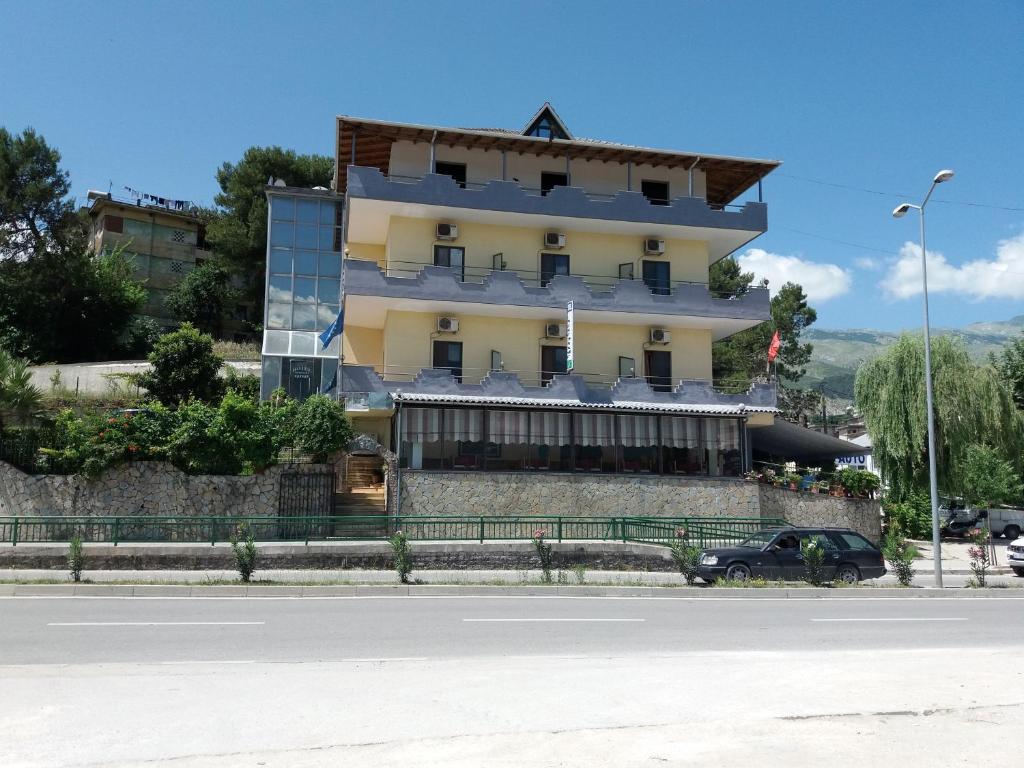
(758, 485), (882, 543)
(0, 461), (333, 518)
(399, 471), (761, 518)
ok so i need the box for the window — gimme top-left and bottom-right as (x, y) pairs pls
(573, 413), (616, 473)
(529, 411), (571, 470)
(434, 161), (467, 188)
(540, 253), (570, 287)
(704, 418), (742, 477)
(641, 180), (670, 205)
(486, 410), (529, 470)
(660, 416), (704, 475)
(618, 414), (659, 473)
(104, 215), (124, 233)
(432, 340), (464, 382)
(645, 350), (672, 392)
(642, 260), (671, 296)
(541, 345), (567, 384)
(618, 262), (634, 280)
(433, 245), (465, 280)
(282, 357), (322, 402)
(834, 532), (876, 551)
(618, 356), (636, 378)
(445, 409), (484, 471)
(490, 350), (502, 373)
(541, 172), (568, 196)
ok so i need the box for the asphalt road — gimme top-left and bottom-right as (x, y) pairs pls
(3, 595), (1023, 767)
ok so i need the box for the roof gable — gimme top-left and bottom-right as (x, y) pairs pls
(522, 102), (572, 140)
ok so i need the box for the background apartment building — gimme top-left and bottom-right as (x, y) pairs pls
(261, 105), (781, 510)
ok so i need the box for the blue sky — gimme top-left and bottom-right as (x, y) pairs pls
(4, 0), (1023, 331)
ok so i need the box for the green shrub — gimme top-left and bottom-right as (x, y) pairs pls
(532, 529), (554, 584)
(133, 324), (224, 406)
(571, 562), (587, 584)
(389, 530), (413, 584)
(223, 367), (260, 403)
(68, 537), (84, 582)
(882, 530), (917, 587)
(291, 394), (353, 462)
(668, 532), (701, 585)
(230, 526), (258, 583)
(801, 537), (826, 586)
(834, 468), (880, 497)
(167, 392), (283, 475)
(883, 491), (933, 539)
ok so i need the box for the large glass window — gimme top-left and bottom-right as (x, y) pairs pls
(661, 416), (704, 475)
(529, 411), (571, 471)
(293, 277), (316, 303)
(573, 413), (616, 473)
(296, 199), (319, 224)
(446, 409), (484, 470)
(268, 275), (292, 303)
(400, 407), (443, 470)
(294, 250), (317, 275)
(271, 197), (295, 221)
(295, 224), (317, 249)
(619, 414), (659, 473)
(270, 222), (293, 248)
(269, 249), (292, 273)
(704, 418), (742, 477)
(486, 410), (530, 471)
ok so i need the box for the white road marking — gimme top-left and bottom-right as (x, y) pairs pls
(463, 618), (645, 623)
(811, 618), (968, 622)
(161, 660), (256, 665)
(339, 657), (429, 662)
(7, 595), (1024, 602)
(47, 621), (265, 627)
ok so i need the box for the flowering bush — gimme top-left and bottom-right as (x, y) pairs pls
(882, 530), (917, 587)
(532, 529), (554, 584)
(967, 528), (991, 587)
(801, 537), (827, 586)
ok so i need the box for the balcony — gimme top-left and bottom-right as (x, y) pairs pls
(339, 365), (777, 415)
(345, 166), (767, 255)
(343, 258), (769, 335)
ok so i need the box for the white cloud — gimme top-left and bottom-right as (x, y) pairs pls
(855, 256), (880, 270)
(880, 232), (1024, 300)
(736, 248), (853, 303)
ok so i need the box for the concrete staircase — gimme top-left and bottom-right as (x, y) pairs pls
(333, 455), (387, 536)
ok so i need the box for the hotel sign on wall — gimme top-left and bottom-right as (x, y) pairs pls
(566, 301), (575, 371)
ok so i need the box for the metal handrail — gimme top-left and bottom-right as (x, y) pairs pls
(0, 515), (787, 548)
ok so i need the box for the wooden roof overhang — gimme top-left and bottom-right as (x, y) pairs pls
(335, 116), (780, 207)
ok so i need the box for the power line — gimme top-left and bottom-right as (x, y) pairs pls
(775, 172), (1024, 212)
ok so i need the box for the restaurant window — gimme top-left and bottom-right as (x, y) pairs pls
(486, 410), (530, 470)
(400, 407), (444, 469)
(660, 416), (704, 475)
(540, 252), (570, 287)
(432, 340), (463, 383)
(540, 345), (567, 385)
(444, 409), (484, 471)
(528, 411), (571, 471)
(618, 414), (659, 473)
(573, 413), (616, 473)
(704, 418), (742, 477)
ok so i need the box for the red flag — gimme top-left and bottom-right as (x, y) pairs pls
(767, 330), (781, 363)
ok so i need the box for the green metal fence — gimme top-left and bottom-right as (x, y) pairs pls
(0, 515), (788, 548)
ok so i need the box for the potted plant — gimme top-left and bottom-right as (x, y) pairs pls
(786, 473), (801, 491)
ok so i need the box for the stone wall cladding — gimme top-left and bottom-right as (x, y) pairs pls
(400, 471), (761, 518)
(0, 461), (333, 519)
(757, 485), (882, 543)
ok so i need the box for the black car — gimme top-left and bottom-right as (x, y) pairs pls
(697, 527), (886, 584)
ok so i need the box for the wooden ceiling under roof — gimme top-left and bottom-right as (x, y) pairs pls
(335, 117), (780, 207)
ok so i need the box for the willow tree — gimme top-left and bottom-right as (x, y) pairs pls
(854, 334), (1024, 499)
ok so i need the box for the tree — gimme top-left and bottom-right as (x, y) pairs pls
(0, 348), (42, 427)
(854, 335), (1024, 500)
(206, 147), (332, 312)
(165, 262), (237, 337)
(0, 243), (146, 362)
(0, 127), (77, 258)
(710, 257), (817, 390)
(291, 394), (354, 462)
(133, 324), (224, 406)
(992, 334), (1024, 411)
(960, 444), (1023, 508)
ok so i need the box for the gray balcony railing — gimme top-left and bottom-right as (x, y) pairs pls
(347, 166), (768, 233)
(343, 257), (770, 322)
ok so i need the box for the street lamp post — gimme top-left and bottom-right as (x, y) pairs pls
(893, 169), (954, 588)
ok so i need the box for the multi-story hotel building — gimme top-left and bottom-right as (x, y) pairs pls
(260, 105), (781, 512)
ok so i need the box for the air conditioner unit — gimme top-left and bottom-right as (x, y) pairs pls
(544, 232), (566, 249)
(437, 316), (459, 333)
(436, 223), (459, 240)
(546, 322), (566, 338)
(649, 328), (671, 344)
(644, 238), (665, 255)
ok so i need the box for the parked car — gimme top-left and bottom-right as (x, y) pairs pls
(1007, 541), (1024, 576)
(943, 506), (1024, 540)
(697, 527), (887, 584)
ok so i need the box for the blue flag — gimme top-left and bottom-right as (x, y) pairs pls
(322, 369), (338, 394)
(319, 306), (344, 349)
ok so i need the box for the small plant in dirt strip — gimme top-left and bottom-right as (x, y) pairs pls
(532, 529), (554, 584)
(230, 525), (258, 583)
(801, 538), (827, 586)
(572, 562), (587, 585)
(68, 537), (84, 583)
(967, 528), (992, 587)
(389, 530), (413, 584)
(668, 527), (701, 585)
(882, 530), (918, 587)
